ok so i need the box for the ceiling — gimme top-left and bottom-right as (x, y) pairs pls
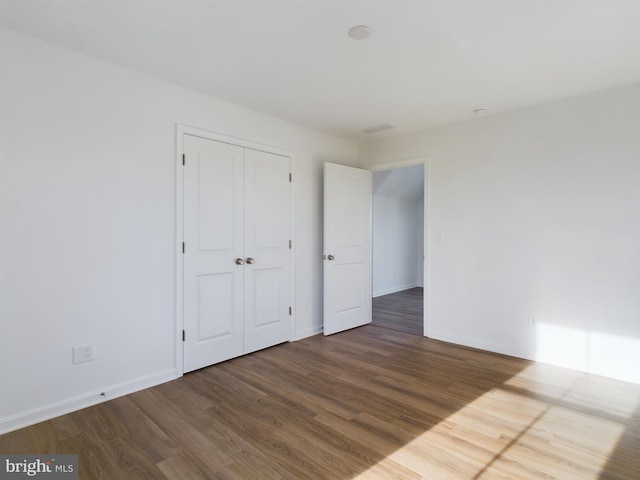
(1, 0), (639, 142)
(373, 165), (424, 201)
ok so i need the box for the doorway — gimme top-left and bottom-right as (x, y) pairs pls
(370, 162), (426, 336)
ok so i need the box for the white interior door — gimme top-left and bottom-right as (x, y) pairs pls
(183, 134), (244, 372)
(323, 162), (372, 335)
(243, 148), (291, 353)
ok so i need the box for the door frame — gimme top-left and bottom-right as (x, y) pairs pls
(175, 124), (295, 375)
(369, 156), (430, 337)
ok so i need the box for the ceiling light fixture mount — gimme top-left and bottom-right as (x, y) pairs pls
(348, 25), (372, 40)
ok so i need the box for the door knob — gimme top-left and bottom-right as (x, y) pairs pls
(235, 258), (244, 265)
(246, 257), (255, 265)
(327, 255), (335, 261)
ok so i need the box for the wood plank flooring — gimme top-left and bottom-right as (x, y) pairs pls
(372, 288), (423, 336)
(1, 325), (638, 479)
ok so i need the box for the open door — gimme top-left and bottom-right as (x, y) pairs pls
(323, 162), (372, 335)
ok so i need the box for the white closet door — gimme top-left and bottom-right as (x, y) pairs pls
(243, 148), (291, 353)
(183, 134), (244, 372)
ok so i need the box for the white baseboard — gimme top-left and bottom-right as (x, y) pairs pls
(427, 330), (640, 384)
(293, 325), (323, 341)
(427, 329), (527, 359)
(373, 283), (418, 298)
(0, 368), (178, 435)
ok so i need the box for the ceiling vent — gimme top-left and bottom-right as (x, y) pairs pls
(362, 123), (395, 134)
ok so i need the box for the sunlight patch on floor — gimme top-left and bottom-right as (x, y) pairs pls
(350, 371), (630, 479)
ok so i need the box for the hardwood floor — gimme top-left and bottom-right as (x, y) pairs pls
(1, 325), (638, 479)
(372, 288), (423, 336)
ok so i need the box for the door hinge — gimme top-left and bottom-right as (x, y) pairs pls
(289, 240), (292, 249)
(182, 330), (185, 342)
(289, 306), (292, 316)
(182, 242), (185, 254)
(182, 154), (185, 166)
(289, 173), (292, 182)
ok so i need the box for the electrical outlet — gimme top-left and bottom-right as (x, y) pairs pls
(73, 344), (94, 364)
(528, 316), (536, 326)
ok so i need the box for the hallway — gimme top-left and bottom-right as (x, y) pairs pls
(372, 287), (423, 336)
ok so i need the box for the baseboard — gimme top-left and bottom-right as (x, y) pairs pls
(373, 283), (418, 298)
(0, 368), (178, 435)
(293, 325), (323, 341)
(426, 330), (639, 384)
(427, 330), (527, 360)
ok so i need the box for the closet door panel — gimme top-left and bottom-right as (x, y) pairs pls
(183, 135), (244, 372)
(243, 148), (291, 354)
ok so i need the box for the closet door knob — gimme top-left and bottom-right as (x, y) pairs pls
(246, 257), (255, 265)
(327, 255), (335, 261)
(235, 258), (244, 265)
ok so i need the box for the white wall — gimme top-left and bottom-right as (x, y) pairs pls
(362, 82), (640, 383)
(0, 28), (358, 432)
(372, 194), (421, 296)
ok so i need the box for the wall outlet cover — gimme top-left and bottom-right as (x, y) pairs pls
(73, 344), (94, 364)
